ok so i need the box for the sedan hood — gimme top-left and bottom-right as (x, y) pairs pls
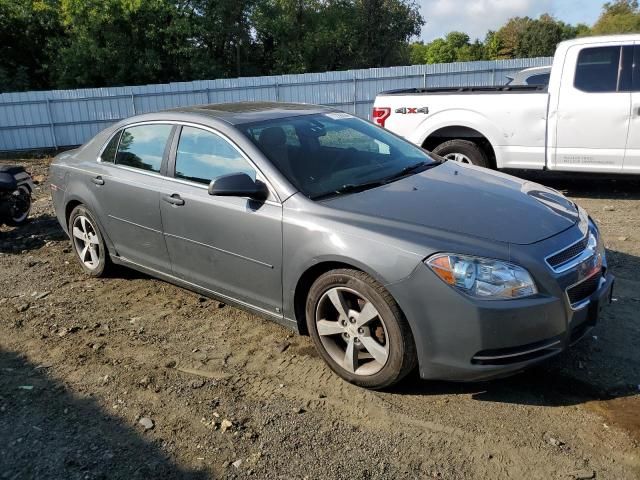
(322, 162), (578, 245)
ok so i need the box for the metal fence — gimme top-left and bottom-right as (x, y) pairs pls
(0, 57), (552, 152)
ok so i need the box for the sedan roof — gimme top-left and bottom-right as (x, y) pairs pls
(170, 102), (334, 125)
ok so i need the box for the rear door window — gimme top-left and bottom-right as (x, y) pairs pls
(116, 124), (173, 173)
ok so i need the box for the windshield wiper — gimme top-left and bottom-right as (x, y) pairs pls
(312, 180), (385, 200)
(383, 161), (433, 182)
(311, 161), (439, 201)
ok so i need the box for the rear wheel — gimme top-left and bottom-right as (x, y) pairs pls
(306, 269), (417, 389)
(69, 205), (110, 277)
(432, 139), (489, 168)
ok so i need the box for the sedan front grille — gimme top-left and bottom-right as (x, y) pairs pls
(566, 271), (602, 307)
(546, 235), (589, 269)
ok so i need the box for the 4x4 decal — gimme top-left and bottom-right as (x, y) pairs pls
(394, 107), (429, 114)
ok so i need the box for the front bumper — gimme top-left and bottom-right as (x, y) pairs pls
(387, 254), (614, 382)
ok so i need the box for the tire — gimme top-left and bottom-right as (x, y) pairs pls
(305, 269), (417, 389)
(432, 139), (490, 168)
(5, 185), (32, 226)
(68, 205), (110, 277)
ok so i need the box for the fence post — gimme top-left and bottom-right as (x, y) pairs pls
(45, 99), (57, 149)
(491, 64), (496, 85)
(353, 73), (357, 114)
(130, 92), (136, 115)
(423, 71), (427, 88)
(275, 81), (280, 101)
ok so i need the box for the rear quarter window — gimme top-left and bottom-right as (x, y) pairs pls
(100, 131), (121, 163)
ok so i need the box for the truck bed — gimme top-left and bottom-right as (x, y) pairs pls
(379, 85), (547, 96)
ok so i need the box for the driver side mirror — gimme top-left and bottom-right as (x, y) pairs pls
(208, 173), (269, 202)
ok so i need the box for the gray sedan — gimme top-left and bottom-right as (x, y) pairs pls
(51, 102), (614, 389)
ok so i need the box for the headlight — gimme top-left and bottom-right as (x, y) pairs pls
(426, 254), (538, 300)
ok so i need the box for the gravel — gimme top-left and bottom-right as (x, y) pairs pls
(0, 158), (638, 479)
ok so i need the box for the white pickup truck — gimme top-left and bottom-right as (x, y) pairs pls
(372, 34), (640, 174)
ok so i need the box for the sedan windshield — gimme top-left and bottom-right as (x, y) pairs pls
(239, 112), (438, 199)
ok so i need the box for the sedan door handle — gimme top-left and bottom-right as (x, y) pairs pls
(162, 194), (185, 206)
(92, 176), (105, 186)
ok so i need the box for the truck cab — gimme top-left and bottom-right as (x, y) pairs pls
(373, 35), (640, 174)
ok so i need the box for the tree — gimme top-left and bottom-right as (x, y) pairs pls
(251, 0), (423, 74)
(490, 17), (532, 59)
(409, 42), (429, 64)
(591, 0), (640, 34)
(517, 14), (579, 58)
(53, 0), (194, 88)
(409, 31), (485, 65)
(183, 0), (257, 78)
(353, 0), (424, 68)
(0, 0), (64, 92)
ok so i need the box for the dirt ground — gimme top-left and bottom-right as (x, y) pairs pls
(0, 157), (639, 480)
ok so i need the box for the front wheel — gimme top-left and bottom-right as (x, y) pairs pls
(5, 185), (31, 226)
(432, 139), (490, 168)
(306, 269), (417, 389)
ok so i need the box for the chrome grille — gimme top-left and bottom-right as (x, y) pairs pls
(547, 236), (589, 268)
(545, 228), (599, 274)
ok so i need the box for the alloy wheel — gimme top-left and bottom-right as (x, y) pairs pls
(315, 287), (390, 376)
(72, 215), (101, 270)
(443, 152), (472, 164)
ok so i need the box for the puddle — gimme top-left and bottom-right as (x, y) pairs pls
(586, 395), (640, 442)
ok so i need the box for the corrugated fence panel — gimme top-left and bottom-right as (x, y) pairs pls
(0, 57), (552, 151)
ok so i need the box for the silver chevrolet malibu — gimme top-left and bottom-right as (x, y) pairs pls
(51, 102), (614, 389)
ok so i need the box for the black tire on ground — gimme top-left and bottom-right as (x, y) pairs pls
(305, 269), (417, 389)
(432, 139), (490, 168)
(5, 185), (32, 226)
(68, 205), (111, 277)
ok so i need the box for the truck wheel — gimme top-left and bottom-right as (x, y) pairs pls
(432, 139), (489, 168)
(305, 269), (417, 389)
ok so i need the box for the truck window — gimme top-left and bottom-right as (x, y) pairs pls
(633, 46), (640, 92)
(574, 46), (620, 93)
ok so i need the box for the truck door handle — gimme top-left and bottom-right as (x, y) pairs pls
(162, 194), (185, 206)
(92, 176), (105, 185)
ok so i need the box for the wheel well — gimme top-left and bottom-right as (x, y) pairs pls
(293, 261), (363, 335)
(65, 200), (82, 228)
(422, 126), (496, 168)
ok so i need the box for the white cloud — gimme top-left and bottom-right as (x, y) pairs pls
(418, 0), (554, 42)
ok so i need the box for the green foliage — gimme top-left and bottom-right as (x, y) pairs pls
(4, 1), (640, 91)
(0, 0), (423, 90)
(52, 0), (196, 88)
(591, 0), (640, 34)
(409, 31), (484, 65)
(409, 5), (629, 67)
(251, 0), (424, 74)
(0, 0), (63, 91)
(516, 14), (580, 58)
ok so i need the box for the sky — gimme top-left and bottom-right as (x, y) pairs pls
(418, 0), (604, 42)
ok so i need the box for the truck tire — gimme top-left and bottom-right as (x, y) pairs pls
(432, 139), (490, 168)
